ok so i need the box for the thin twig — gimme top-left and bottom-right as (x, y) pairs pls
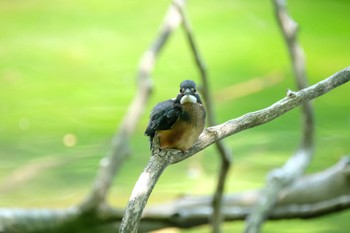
(173, 1), (232, 232)
(244, 0), (313, 232)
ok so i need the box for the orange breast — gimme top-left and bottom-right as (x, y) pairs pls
(156, 102), (205, 151)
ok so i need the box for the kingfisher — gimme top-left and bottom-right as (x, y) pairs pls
(145, 80), (206, 151)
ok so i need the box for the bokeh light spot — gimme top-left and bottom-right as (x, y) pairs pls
(63, 133), (77, 147)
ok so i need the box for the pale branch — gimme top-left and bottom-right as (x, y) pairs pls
(244, 0), (313, 232)
(168, 66), (350, 164)
(118, 67), (350, 231)
(173, 1), (232, 232)
(119, 136), (178, 232)
(119, 151), (170, 233)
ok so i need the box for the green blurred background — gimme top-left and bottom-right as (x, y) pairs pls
(0, 0), (349, 232)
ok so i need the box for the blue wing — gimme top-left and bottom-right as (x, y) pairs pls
(145, 99), (182, 139)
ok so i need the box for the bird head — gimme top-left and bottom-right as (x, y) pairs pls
(177, 80), (202, 104)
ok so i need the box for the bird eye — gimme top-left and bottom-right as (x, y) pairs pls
(191, 88), (195, 92)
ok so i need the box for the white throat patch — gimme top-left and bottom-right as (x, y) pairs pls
(180, 94), (197, 104)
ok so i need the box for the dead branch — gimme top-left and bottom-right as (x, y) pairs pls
(169, 66), (349, 164)
(173, 1), (232, 232)
(119, 146), (170, 232)
(118, 67), (350, 232)
(244, 0), (314, 232)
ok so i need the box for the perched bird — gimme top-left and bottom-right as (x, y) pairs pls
(145, 80), (206, 151)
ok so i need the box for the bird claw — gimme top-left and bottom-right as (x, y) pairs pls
(153, 147), (186, 158)
(165, 148), (183, 157)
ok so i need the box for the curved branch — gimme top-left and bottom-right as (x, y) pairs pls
(119, 152), (170, 232)
(171, 66), (350, 164)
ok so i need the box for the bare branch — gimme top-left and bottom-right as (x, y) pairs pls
(173, 1), (232, 232)
(245, 1), (313, 231)
(170, 66), (350, 164)
(119, 150), (170, 232)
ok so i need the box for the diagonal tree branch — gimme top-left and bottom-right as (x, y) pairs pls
(119, 67), (350, 232)
(173, 1), (232, 232)
(244, 0), (314, 232)
(119, 146), (170, 232)
(173, 66), (349, 164)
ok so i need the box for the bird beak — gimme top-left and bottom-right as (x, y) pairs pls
(184, 88), (191, 95)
